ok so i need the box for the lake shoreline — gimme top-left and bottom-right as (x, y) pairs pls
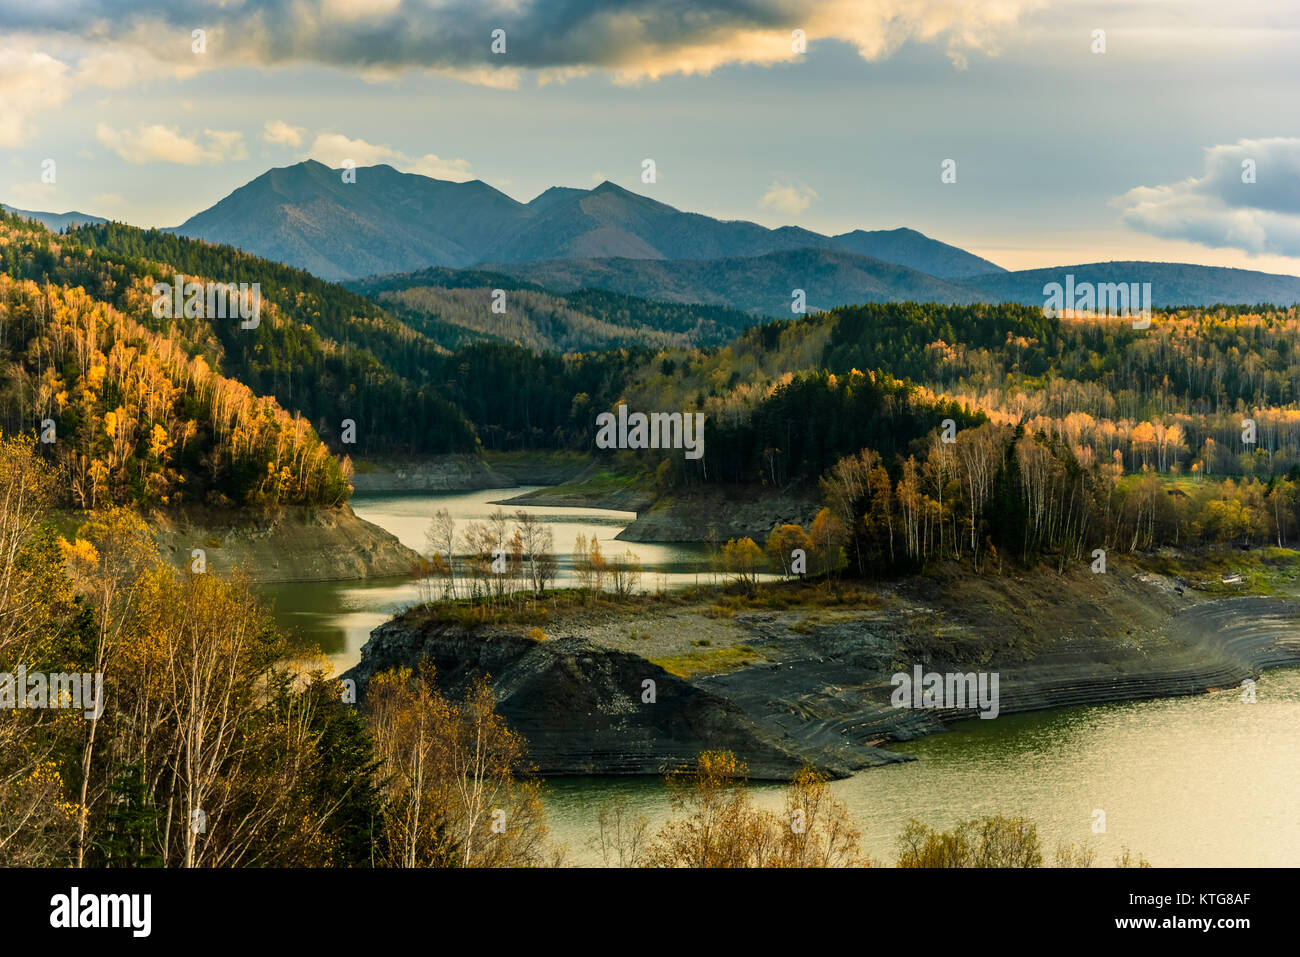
(347, 453), (827, 544)
(147, 504), (419, 583)
(341, 561), (1300, 780)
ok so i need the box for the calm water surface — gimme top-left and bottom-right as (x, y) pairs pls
(262, 488), (716, 671)
(264, 490), (1300, 867)
(547, 668), (1300, 866)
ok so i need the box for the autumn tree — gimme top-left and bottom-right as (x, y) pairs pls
(364, 665), (548, 868)
(764, 523), (813, 578)
(896, 814), (1043, 868)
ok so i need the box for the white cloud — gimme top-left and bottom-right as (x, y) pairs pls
(95, 124), (247, 164)
(307, 134), (473, 181)
(262, 120), (306, 147)
(0, 42), (71, 146)
(1116, 138), (1300, 257)
(205, 129), (248, 161)
(761, 180), (819, 217)
(406, 154), (474, 181)
(3, 182), (59, 209)
(307, 133), (402, 168)
(71, 43), (201, 91)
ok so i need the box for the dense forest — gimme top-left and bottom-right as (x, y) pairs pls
(349, 266), (758, 352)
(0, 214), (659, 464)
(0, 267), (348, 508)
(9, 208), (1300, 563)
(606, 300), (1300, 567)
(5, 215), (478, 457)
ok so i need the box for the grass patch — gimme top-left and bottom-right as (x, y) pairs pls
(651, 644), (764, 678)
(1137, 547), (1300, 596)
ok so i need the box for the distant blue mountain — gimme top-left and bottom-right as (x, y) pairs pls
(170, 160), (1007, 281)
(2, 204), (107, 231)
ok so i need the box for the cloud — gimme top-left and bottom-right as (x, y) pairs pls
(2, 1), (1044, 85)
(307, 133), (402, 168)
(95, 124), (247, 164)
(760, 180), (818, 216)
(262, 120), (306, 147)
(406, 154), (474, 181)
(70, 40), (201, 90)
(204, 129), (248, 161)
(307, 134), (473, 181)
(0, 41), (71, 146)
(1116, 138), (1300, 257)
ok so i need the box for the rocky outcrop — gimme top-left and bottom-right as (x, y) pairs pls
(615, 486), (820, 543)
(149, 505), (419, 582)
(342, 582), (1300, 781)
(344, 618), (906, 779)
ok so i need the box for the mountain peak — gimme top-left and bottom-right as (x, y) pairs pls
(170, 163), (1007, 280)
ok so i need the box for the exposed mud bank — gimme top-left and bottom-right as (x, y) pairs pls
(498, 481), (819, 543)
(349, 453), (592, 494)
(342, 565), (1300, 780)
(149, 505), (419, 582)
(493, 484), (654, 514)
(615, 486), (820, 543)
(348, 455), (511, 493)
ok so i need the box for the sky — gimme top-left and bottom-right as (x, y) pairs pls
(1, 0), (1298, 274)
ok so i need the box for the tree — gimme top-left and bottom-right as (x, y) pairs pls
(591, 795), (650, 867)
(646, 751), (773, 868)
(808, 508), (846, 576)
(364, 665), (548, 867)
(646, 752), (866, 868)
(514, 510), (556, 596)
(59, 506), (157, 867)
(764, 523), (813, 578)
(722, 537), (763, 591)
(896, 814), (1042, 868)
(773, 766), (865, 867)
(0, 437), (78, 865)
(425, 508), (457, 599)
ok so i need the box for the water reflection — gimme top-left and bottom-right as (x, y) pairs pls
(261, 488), (724, 671)
(544, 669), (1300, 867)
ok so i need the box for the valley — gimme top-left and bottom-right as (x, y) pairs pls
(5, 157), (1300, 873)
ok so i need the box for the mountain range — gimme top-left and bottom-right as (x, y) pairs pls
(10, 160), (1300, 314)
(168, 160), (1004, 281)
(483, 253), (1300, 315)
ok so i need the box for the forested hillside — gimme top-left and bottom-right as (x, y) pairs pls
(61, 220), (478, 455)
(11, 204), (1300, 563)
(611, 299), (1300, 571)
(349, 266), (759, 351)
(0, 221), (348, 507)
